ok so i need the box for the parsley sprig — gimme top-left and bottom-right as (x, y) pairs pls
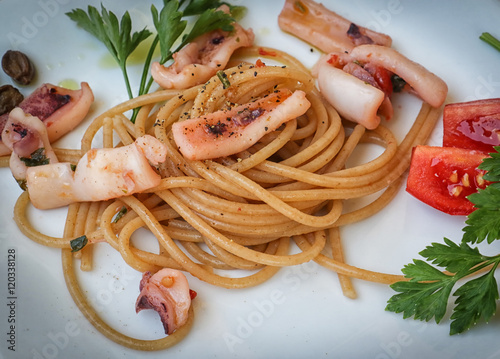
(387, 146), (500, 335)
(66, 1), (241, 122)
(66, 5), (152, 101)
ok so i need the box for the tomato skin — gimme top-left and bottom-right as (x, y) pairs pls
(406, 146), (489, 215)
(443, 98), (500, 153)
(369, 65), (393, 97)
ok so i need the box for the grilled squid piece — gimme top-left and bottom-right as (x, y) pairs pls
(136, 269), (196, 335)
(315, 62), (386, 130)
(25, 135), (167, 209)
(172, 89), (311, 160)
(314, 45), (448, 129)
(2, 107), (58, 183)
(151, 6), (254, 89)
(348, 45), (448, 108)
(0, 82), (93, 156)
(278, 0), (392, 53)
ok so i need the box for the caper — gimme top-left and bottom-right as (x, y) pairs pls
(0, 85), (24, 116)
(2, 50), (36, 85)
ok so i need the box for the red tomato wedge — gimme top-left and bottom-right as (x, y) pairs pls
(406, 145), (490, 215)
(443, 98), (500, 153)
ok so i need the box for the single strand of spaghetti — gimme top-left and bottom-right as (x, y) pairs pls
(72, 202), (91, 269)
(293, 235), (404, 284)
(53, 148), (83, 163)
(158, 188), (329, 266)
(70, 203), (85, 263)
(63, 202), (78, 239)
(329, 227), (357, 299)
(132, 103), (155, 137)
(102, 116), (114, 148)
(61, 249), (194, 350)
(80, 201), (102, 271)
(0, 155), (9, 167)
(121, 194), (288, 287)
(145, 109), (161, 136)
(13, 191), (72, 248)
(73, 202), (89, 238)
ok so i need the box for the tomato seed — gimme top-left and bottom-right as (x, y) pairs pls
(449, 170), (458, 183)
(461, 173), (470, 187)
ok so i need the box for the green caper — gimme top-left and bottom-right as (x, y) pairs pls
(2, 50), (36, 85)
(0, 85), (24, 116)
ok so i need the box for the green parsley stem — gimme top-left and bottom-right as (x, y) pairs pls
(131, 35), (160, 123)
(120, 62), (134, 101)
(139, 35), (159, 96)
(480, 32), (500, 52)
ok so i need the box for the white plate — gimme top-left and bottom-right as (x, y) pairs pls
(1, 1), (500, 358)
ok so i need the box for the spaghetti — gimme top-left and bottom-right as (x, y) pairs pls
(5, 47), (442, 350)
